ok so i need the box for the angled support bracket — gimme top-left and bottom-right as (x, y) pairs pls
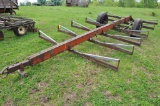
(39, 31), (120, 71)
(59, 25), (134, 55)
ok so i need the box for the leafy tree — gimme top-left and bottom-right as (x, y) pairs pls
(37, 0), (46, 5)
(105, 0), (118, 6)
(126, 0), (135, 7)
(20, 2), (25, 6)
(118, 0), (125, 7)
(26, 2), (32, 6)
(140, 0), (158, 8)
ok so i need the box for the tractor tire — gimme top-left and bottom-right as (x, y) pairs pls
(96, 12), (108, 28)
(130, 19), (142, 37)
(13, 26), (28, 36)
(10, 10), (16, 15)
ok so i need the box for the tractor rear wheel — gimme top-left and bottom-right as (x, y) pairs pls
(130, 19), (142, 37)
(96, 12), (108, 28)
(13, 26), (28, 36)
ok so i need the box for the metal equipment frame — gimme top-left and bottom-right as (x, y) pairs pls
(0, 12), (158, 78)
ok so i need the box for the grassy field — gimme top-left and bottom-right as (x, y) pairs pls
(0, 5), (160, 105)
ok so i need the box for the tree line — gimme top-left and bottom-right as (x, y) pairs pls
(93, 0), (160, 8)
(20, 0), (160, 8)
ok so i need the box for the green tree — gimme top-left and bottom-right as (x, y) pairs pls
(118, 0), (135, 7)
(26, 2), (32, 6)
(126, 0), (135, 7)
(140, 0), (158, 8)
(37, 0), (46, 5)
(105, 0), (118, 6)
(118, 0), (125, 7)
(20, 2), (25, 6)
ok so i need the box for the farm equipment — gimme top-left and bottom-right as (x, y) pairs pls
(0, 0), (18, 15)
(66, 0), (89, 7)
(0, 12), (158, 78)
(0, 15), (36, 40)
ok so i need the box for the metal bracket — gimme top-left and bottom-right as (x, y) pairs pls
(59, 25), (134, 55)
(69, 49), (120, 71)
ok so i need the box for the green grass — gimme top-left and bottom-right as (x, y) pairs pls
(0, 6), (160, 105)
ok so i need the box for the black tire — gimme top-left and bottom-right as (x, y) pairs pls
(96, 12), (108, 28)
(10, 10), (16, 15)
(0, 30), (4, 40)
(13, 26), (28, 36)
(130, 19), (142, 37)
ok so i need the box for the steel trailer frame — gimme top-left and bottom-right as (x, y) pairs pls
(0, 12), (158, 78)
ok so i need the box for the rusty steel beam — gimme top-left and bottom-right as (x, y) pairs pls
(71, 20), (142, 46)
(59, 24), (134, 55)
(0, 15), (132, 76)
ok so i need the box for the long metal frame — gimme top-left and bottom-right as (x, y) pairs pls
(0, 13), (158, 77)
(0, 15), (132, 77)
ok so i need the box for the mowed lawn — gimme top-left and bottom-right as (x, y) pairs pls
(0, 5), (160, 105)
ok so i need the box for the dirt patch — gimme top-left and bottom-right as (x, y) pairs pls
(81, 88), (90, 99)
(76, 84), (85, 89)
(104, 91), (122, 102)
(84, 78), (94, 86)
(38, 82), (48, 89)
(83, 102), (93, 106)
(74, 73), (80, 78)
(40, 96), (50, 103)
(3, 100), (16, 106)
(148, 93), (158, 99)
(88, 70), (97, 75)
(30, 88), (39, 95)
(30, 96), (50, 106)
(126, 78), (132, 84)
(63, 91), (77, 105)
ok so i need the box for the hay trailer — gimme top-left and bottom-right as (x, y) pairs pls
(0, 15), (36, 40)
(0, 12), (158, 78)
(0, 0), (18, 15)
